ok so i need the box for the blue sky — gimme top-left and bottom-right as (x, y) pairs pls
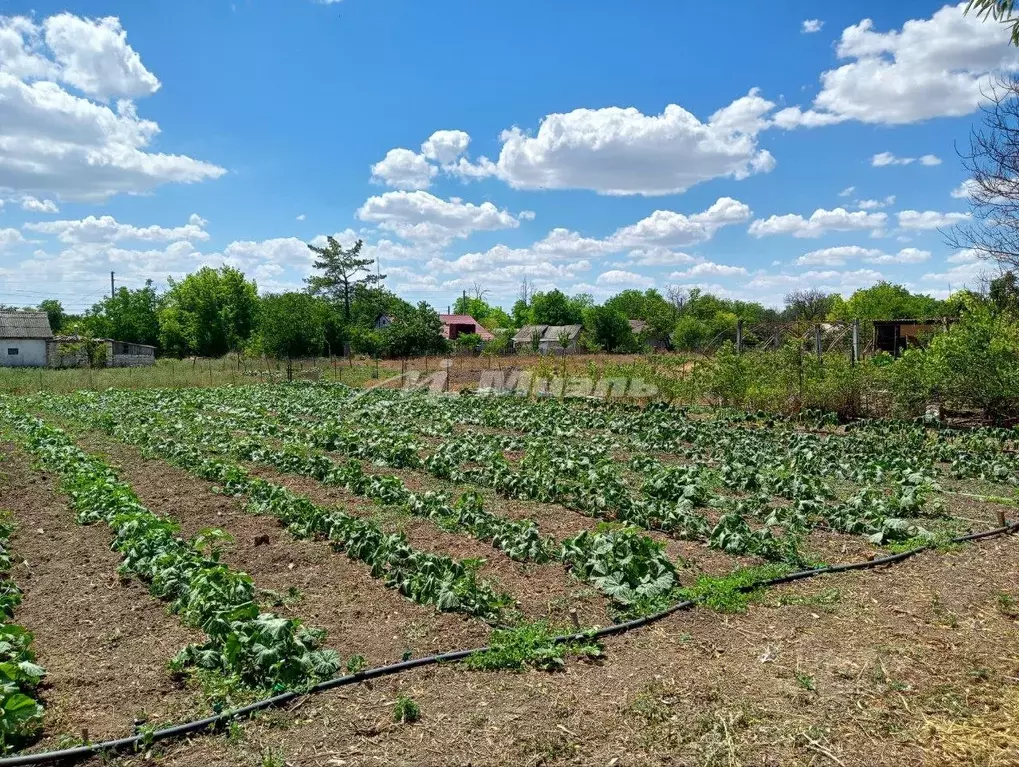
(0, 0), (1009, 313)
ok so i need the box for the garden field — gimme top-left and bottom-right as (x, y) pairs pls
(0, 383), (1017, 766)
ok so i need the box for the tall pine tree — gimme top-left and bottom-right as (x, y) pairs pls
(305, 237), (385, 321)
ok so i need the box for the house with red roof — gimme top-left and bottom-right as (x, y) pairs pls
(439, 314), (494, 342)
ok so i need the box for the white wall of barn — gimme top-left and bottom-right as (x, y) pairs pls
(2, 339), (48, 366)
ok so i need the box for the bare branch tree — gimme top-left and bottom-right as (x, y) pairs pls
(665, 285), (689, 318)
(517, 276), (532, 306)
(945, 77), (1019, 269)
(784, 288), (833, 321)
(470, 281), (490, 302)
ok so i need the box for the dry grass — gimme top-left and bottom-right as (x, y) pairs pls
(923, 685), (1019, 766)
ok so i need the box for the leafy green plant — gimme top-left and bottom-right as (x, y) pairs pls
(393, 695), (420, 724)
(465, 621), (602, 672)
(794, 672), (816, 692)
(0, 404), (339, 695)
(677, 564), (791, 613)
(559, 526), (678, 611)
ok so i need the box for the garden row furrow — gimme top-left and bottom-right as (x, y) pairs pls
(0, 401), (342, 698)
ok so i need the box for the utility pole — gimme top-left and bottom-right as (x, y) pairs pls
(110, 271), (115, 299)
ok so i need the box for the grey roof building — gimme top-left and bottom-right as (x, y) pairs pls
(0, 311), (54, 367)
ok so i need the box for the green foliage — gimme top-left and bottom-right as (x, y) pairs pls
(83, 282), (161, 346)
(454, 332), (483, 351)
(0, 405), (340, 693)
(560, 526), (678, 608)
(966, 0), (1019, 46)
(794, 672), (816, 692)
(0, 516), (44, 753)
(255, 292), (330, 361)
(677, 564), (791, 613)
(305, 237), (383, 320)
(452, 295), (512, 330)
(587, 306), (635, 352)
(37, 300), (65, 333)
(828, 281), (945, 322)
(530, 289), (586, 326)
(393, 695), (420, 724)
(990, 271), (1019, 315)
(888, 301), (1019, 421)
(465, 621), (602, 672)
(603, 289), (675, 340)
(159, 268), (259, 357)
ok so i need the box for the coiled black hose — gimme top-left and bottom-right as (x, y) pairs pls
(3, 520), (1016, 766)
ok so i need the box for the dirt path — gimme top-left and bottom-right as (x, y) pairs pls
(0, 443), (206, 748)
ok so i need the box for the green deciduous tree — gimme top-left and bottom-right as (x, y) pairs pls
(783, 289), (836, 321)
(452, 295), (513, 330)
(382, 302), (447, 358)
(603, 289), (674, 340)
(530, 289), (586, 325)
(990, 270), (1019, 314)
(828, 282), (944, 321)
(158, 267), (259, 357)
(890, 299), (1019, 422)
(255, 292), (329, 377)
(587, 305), (635, 352)
(82, 281), (160, 345)
(37, 299), (65, 333)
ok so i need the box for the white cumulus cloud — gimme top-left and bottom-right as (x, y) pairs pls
(19, 196), (58, 213)
(25, 213), (210, 244)
(897, 209), (972, 230)
(749, 207), (887, 238)
(774, 3), (1019, 127)
(0, 14), (224, 201)
(421, 130), (471, 164)
(479, 92), (776, 196)
(356, 191), (520, 244)
(370, 148), (436, 190)
(802, 19), (824, 34)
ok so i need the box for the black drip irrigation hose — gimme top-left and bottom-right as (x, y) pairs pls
(5, 521), (1018, 766)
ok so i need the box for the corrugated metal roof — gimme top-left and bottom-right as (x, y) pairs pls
(0, 311), (53, 339)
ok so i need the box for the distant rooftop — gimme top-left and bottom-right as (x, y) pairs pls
(0, 311), (53, 340)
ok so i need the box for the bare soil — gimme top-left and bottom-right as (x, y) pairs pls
(96, 533), (1019, 767)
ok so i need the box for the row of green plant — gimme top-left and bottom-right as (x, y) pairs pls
(0, 402), (342, 696)
(167, 385), (960, 556)
(29, 390), (694, 615)
(0, 512), (45, 753)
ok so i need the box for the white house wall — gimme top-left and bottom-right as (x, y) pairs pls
(2, 339), (48, 367)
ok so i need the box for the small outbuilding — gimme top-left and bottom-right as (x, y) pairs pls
(513, 324), (582, 353)
(872, 318), (954, 357)
(49, 335), (156, 368)
(439, 314), (494, 342)
(0, 311), (53, 367)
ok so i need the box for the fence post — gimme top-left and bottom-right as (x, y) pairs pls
(852, 319), (860, 365)
(814, 324), (823, 363)
(736, 319), (743, 353)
